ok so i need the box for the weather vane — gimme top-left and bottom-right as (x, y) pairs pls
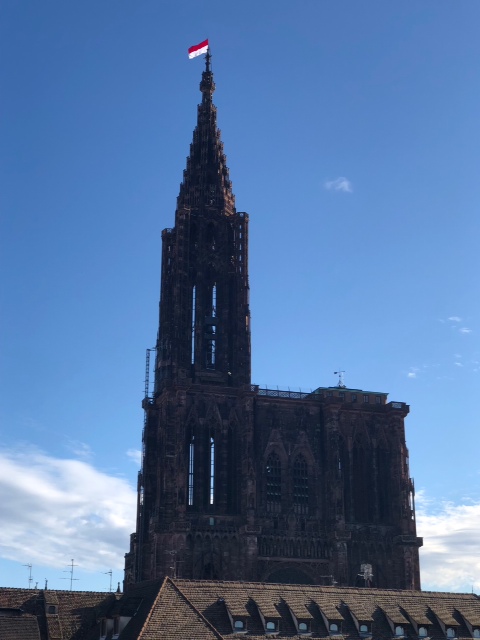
(334, 370), (346, 388)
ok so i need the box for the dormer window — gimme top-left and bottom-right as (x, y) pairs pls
(298, 620), (310, 635)
(360, 624), (370, 633)
(395, 626), (404, 636)
(47, 605), (57, 614)
(234, 619), (246, 632)
(473, 630), (480, 638)
(419, 627), (428, 637)
(330, 623), (340, 632)
(447, 628), (456, 638)
(266, 620), (277, 632)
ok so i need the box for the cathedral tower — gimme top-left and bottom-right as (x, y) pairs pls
(125, 54), (422, 590)
(156, 52), (250, 391)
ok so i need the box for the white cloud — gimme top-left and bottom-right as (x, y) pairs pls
(454, 362), (463, 367)
(3, 449), (480, 593)
(127, 449), (142, 466)
(459, 327), (472, 334)
(65, 439), (93, 460)
(324, 177), (352, 193)
(407, 372), (416, 379)
(417, 494), (480, 592)
(0, 448), (136, 572)
(448, 316), (462, 322)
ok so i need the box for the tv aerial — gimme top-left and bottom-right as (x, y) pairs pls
(358, 563), (373, 587)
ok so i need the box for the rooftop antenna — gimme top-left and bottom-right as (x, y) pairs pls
(165, 550), (184, 579)
(23, 563), (33, 589)
(165, 550), (178, 578)
(358, 563), (373, 587)
(334, 370), (346, 388)
(44, 579), (48, 590)
(61, 559), (79, 591)
(104, 570), (113, 592)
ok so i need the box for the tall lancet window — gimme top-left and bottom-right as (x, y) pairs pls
(206, 335), (216, 369)
(266, 452), (282, 513)
(191, 286), (196, 365)
(211, 283), (216, 317)
(293, 455), (309, 514)
(205, 283), (216, 369)
(209, 435), (215, 505)
(188, 435), (195, 506)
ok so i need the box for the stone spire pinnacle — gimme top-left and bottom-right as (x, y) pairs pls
(177, 52), (235, 215)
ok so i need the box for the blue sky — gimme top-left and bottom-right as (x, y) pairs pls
(1, 1), (479, 593)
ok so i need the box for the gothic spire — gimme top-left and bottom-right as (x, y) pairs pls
(177, 52), (235, 215)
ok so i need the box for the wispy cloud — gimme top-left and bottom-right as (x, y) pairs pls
(0, 447), (136, 572)
(439, 317), (473, 335)
(455, 362), (463, 367)
(417, 493), (480, 592)
(127, 449), (142, 466)
(407, 367), (419, 379)
(65, 439), (93, 460)
(324, 177), (352, 193)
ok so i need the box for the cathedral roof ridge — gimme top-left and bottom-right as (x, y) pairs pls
(314, 386), (389, 395)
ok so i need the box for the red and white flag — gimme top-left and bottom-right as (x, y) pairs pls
(188, 39), (209, 59)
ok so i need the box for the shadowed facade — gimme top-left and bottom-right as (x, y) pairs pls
(124, 53), (422, 590)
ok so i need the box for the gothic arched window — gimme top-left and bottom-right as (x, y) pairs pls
(266, 452), (282, 513)
(293, 455), (309, 514)
(205, 283), (216, 369)
(209, 435), (215, 505)
(191, 286), (196, 365)
(210, 283), (217, 317)
(353, 439), (374, 522)
(188, 435), (195, 506)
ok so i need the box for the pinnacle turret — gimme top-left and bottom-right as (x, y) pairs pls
(199, 50), (215, 100)
(177, 53), (235, 215)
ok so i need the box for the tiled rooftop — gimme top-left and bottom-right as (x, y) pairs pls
(1, 580), (479, 639)
(162, 580), (480, 640)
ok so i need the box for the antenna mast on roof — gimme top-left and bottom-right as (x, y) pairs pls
(334, 370), (346, 388)
(61, 559), (79, 591)
(104, 570), (113, 592)
(165, 550), (184, 578)
(23, 563), (33, 589)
